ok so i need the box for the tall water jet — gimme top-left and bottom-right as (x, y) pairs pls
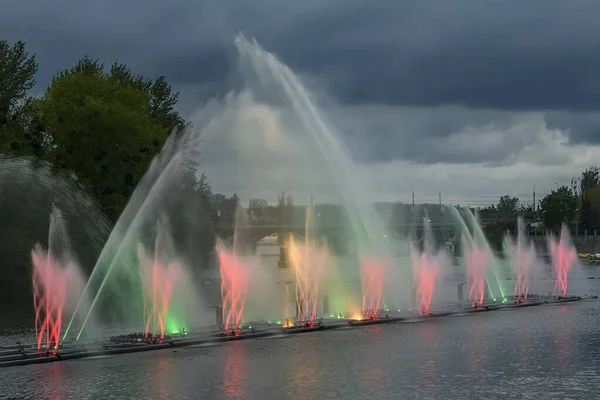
(1, 156), (109, 327)
(359, 256), (386, 318)
(217, 241), (250, 332)
(287, 207), (327, 324)
(65, 128), (201, 341)
(549, 224), (577, 297)
(217, 207), (252, 332)
(504, 217), (536, 301)
(463, 235), (491, 307)
(411, 218), (441, 314)
(232, 35), (393, 319)
(450, 206), (505, 303)
(137, 218), (191, 339)
(31, 207), (88, 349)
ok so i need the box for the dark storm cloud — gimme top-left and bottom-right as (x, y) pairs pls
(3, 0), (600, 167)
(545, 111), (600, 144)
(3, 0), (600, 111)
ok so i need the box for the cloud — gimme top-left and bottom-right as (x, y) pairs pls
(186, 36), (599, 207)
(3, 0), (600, 203)
(4, 0), (600, 110)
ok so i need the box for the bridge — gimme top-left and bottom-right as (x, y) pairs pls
(215, 222), (457, 254)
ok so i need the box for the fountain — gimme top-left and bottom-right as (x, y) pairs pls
(137, 218), (193, 340)
(63, 128), (204, 342)
(216, 240), (250, 334)
(549, 224), (578, 297)
(1, 35), (598, 370)
(504, 217), (537, 302)
(451, 207), (507, 305)
(286, 207), (328, 326)
(411, 219), (442, 314)
(216, 207), (253, 334)
(463, 236), (491, 307)
(31, 207), (89, 350)
(232, 35), (393, 320)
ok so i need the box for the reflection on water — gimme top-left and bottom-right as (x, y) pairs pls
(1, 297), (600, 400)
(221, 343), (247, 399)
(46, 363), (68, 400)
(287, 353), (319, 400)
(467, 314), (488, 379)
(417, 321), (438, 385)
(555, 304), (574, 370)
(154, 357), (174, 399)
(361, 327), (385, 389)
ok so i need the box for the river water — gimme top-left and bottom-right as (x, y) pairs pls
(2, 278), (600, 400)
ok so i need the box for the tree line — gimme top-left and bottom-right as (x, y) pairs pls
(477, 167), (600, 235)
(0, 40), (244, 313)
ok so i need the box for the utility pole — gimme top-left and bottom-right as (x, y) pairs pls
(439, 192), (442, 215)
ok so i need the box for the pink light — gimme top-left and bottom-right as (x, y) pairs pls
(360, 255), (387, 318)
(412, 251), (439, 315)
(287, 236), (326, 324)
(217, 239), (250, 332)
(463, 236), (489, 307)
(550, 230), (577, 297)
(138, 240), (180, 339)
(31, 247), (79, 350)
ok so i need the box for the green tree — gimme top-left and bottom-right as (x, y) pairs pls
(497, 195), (519, 218)
(0, 40), (37, 125)
(108, 63), (185, 133)
(577, 166), (600, 231)
(40, 57), (171, 219)
(539, 185), (578, 233)
(0, 40), (45, 156)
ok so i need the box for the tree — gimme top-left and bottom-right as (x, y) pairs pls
(39, 57), (171, 219)
(497, 195), (519, 218)
(0, 40), (45, 157)
(109, 63), (185, 133)
(577, 166), (600, 231)
(0, 40), (38, 126)
(539, 185), (578, 233)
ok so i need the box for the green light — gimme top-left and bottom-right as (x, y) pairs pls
(493, 298), (497, 302)
(276, 320), (282, 325)
(329, 314), (334, 318)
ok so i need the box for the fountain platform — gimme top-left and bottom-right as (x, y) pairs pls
(1, 294), (596, 368)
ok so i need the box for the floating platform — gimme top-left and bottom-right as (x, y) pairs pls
(1, 294), (596, 368)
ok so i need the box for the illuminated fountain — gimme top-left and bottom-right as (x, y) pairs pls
(411, 219), (442, 314)
(412, 252), (439, 314)
(549, 224), (578, 297)
(216, 207), (253, 334)
(451, 207), (507, 306)
(504, 217), (537, 302)
(137, 218), (190, 341)
(31, 207), (88, 350)
(463, 236), (491, 307)
(359, 256), (386, 319)
(1, 35), (598, 370)
(62, 128), (204, 342)
(287, 207), (328, 326)
(233, 35), (393, 321)
(217, 240), (250, 334)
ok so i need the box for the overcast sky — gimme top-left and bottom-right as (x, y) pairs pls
(3, 0), (600, 206)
